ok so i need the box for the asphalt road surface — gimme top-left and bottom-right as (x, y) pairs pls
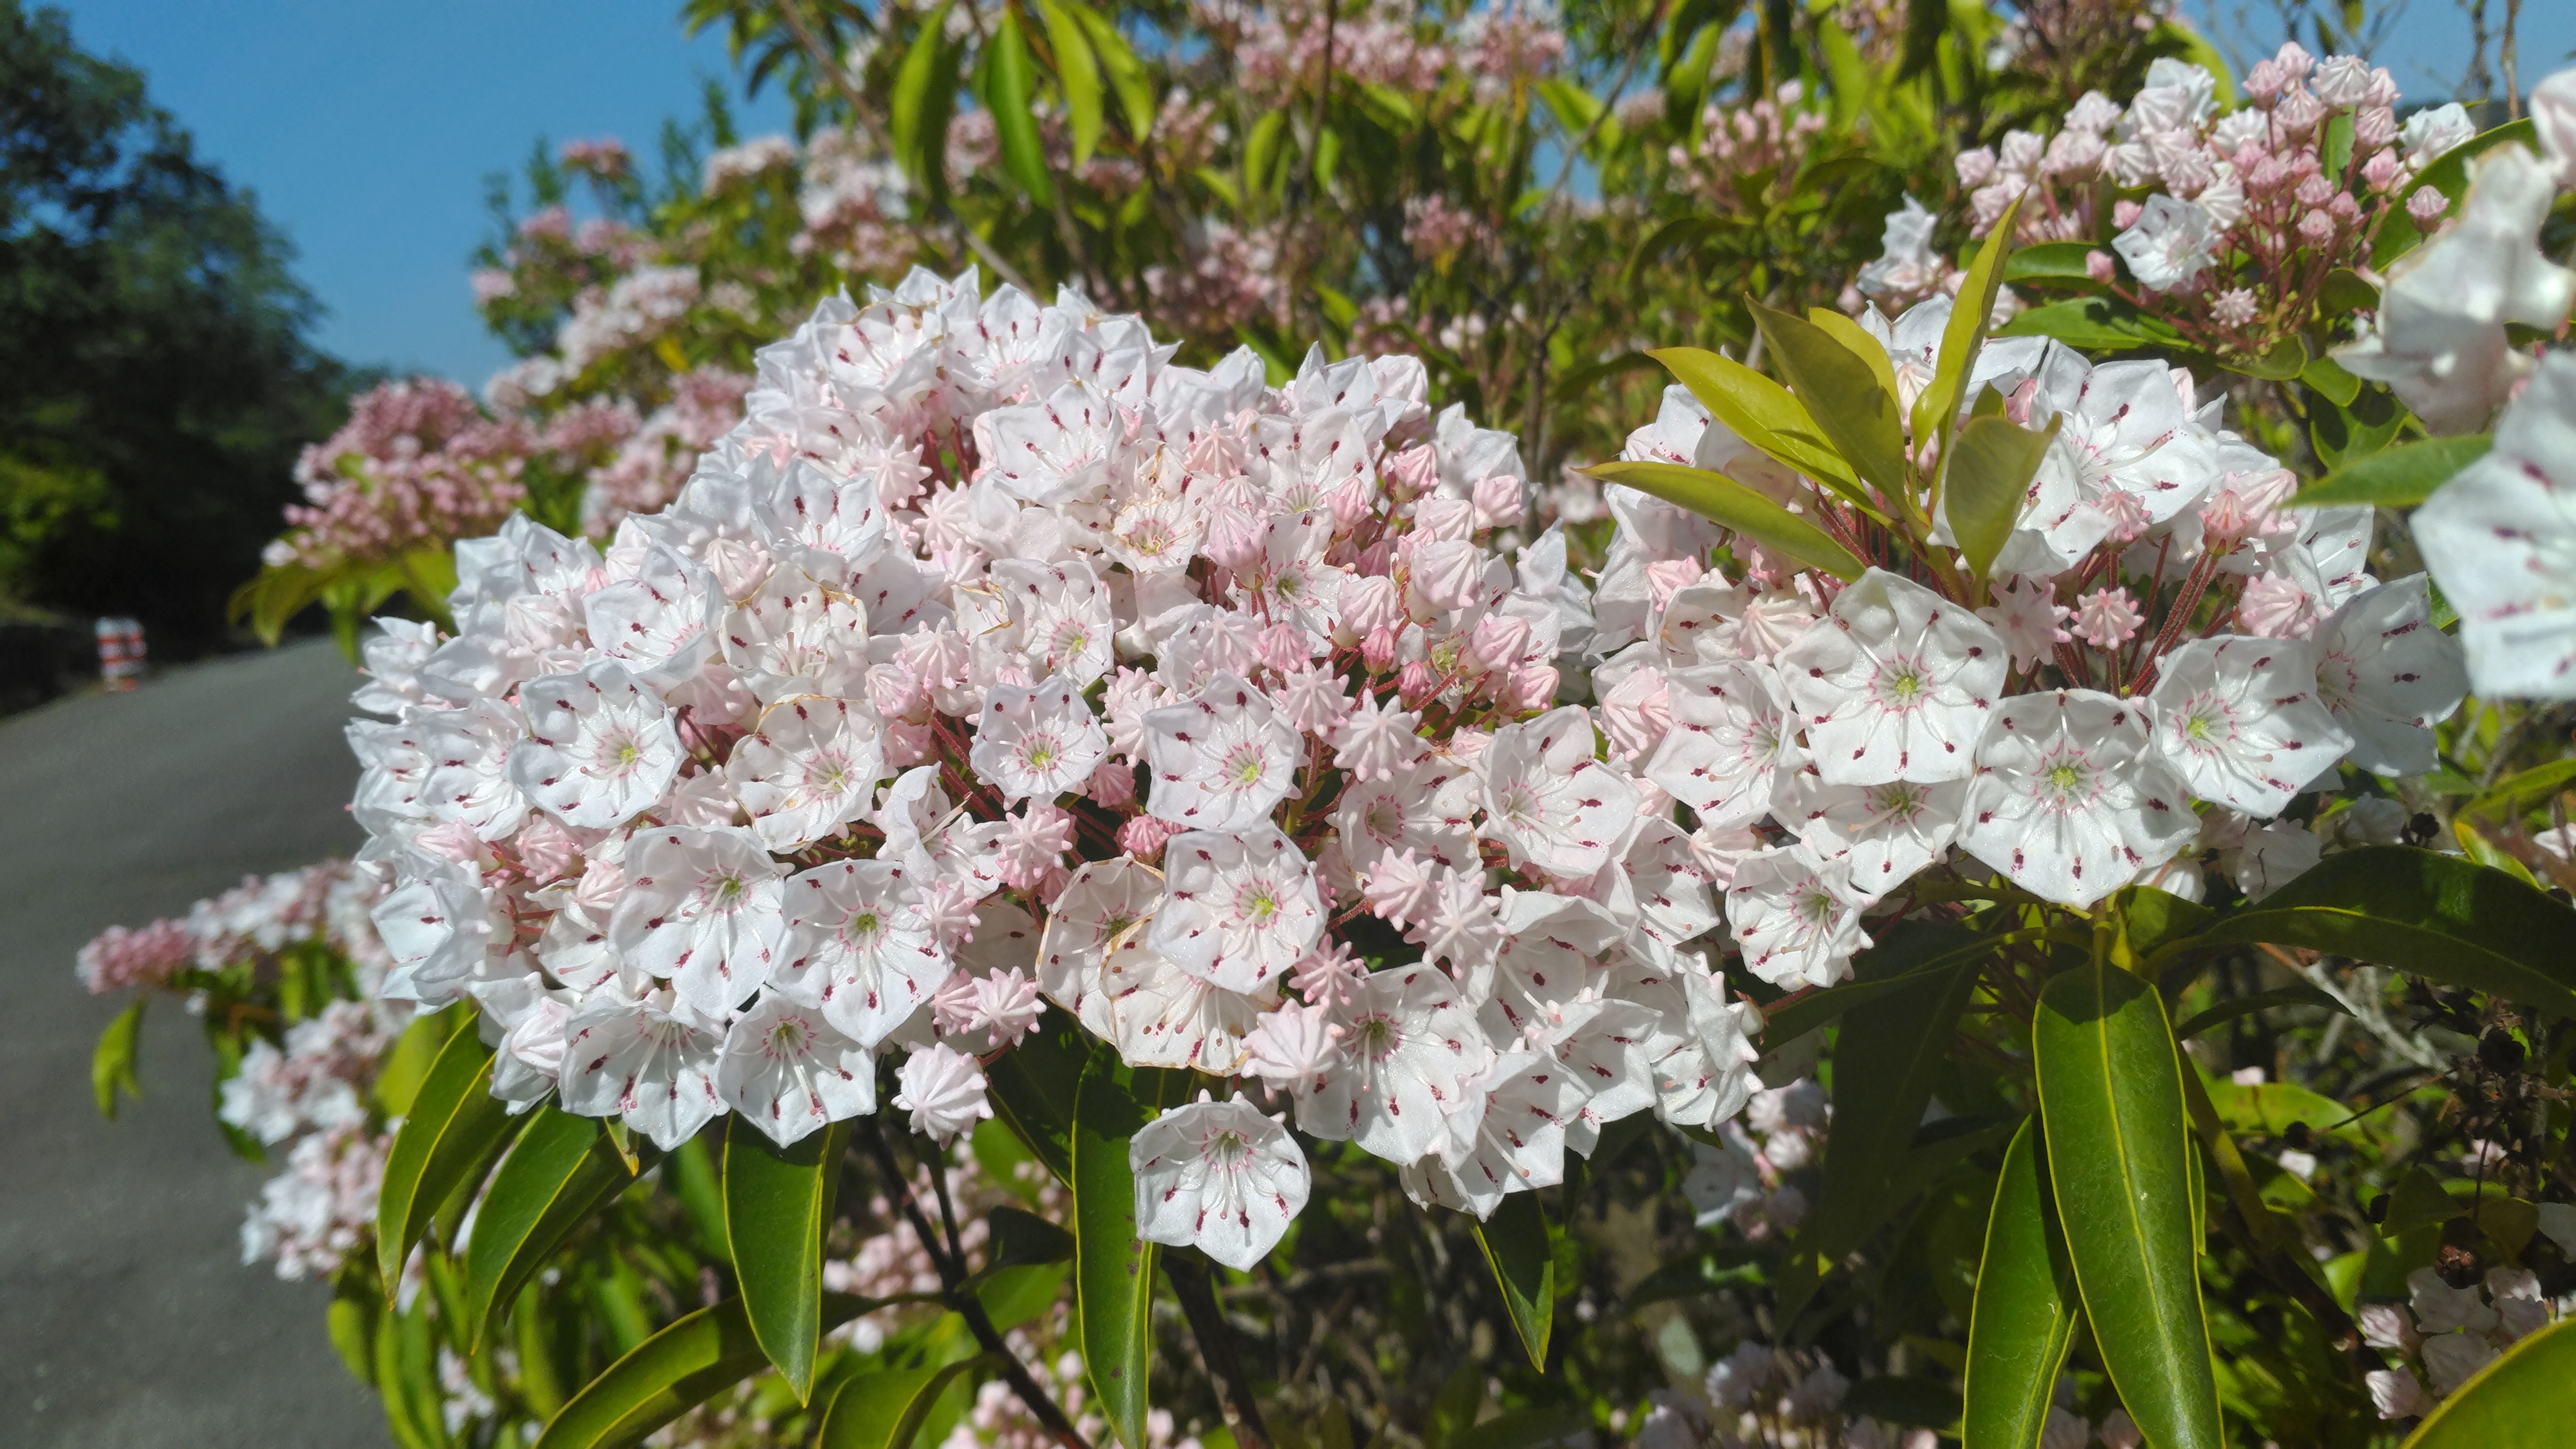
(0, 640), (390, 1447)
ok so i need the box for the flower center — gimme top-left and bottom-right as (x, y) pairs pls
(1219, 741), (1269, 788)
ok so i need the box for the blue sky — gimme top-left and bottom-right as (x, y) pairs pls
(52, 2), (2576, 387)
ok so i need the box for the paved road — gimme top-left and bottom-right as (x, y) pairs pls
(0, 640), (389, 1447)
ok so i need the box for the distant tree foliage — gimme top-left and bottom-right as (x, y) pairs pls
(0, 1), (354, 654)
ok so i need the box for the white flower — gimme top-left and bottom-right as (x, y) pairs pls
(1240, 1000), (1346, 1095)
(1771, 770), (1966, 896)
(719, 573), (870, 704)
(2537, 67), (2576, 187)
(1482, 891), (1623, 1034)
(980, 380), (1119, 505)
(2311, 576), (2470, 770)
(1726, 846), (1871, 989)
(1855, 195), (1947, 297)
(1332, 694), (1430, 780)
(1980, 575), (2072, 670)
(992, 559), (1116, 686)
(1130, 1094), (1311, 1270)
(2336, 145), (2576, 434)
(2020, 361), (2221, 568)
(2231, 819), (2322, 900)
(1623, 816), (1722, 945)
(770, 858), (951, 1049)
(1300, 961), (1495, 1165)
(716, 995), (877, 1146)
(1960, 690), (2198, 907)
(1147, 824), (1325, 993)
(1100, 949), (1275, 1074)
(418, 699), (532, 841)
(1779, 568), (2007, 786)
(1143, 671), (1303, 830)
(727, 697), (888, 851)
(610, 826), (790, 1015)
(2112, 194), (2219, 290)
(2366, 1365), (2430, 1420)
(1684, 1130), (1765, 1227)
(1481, 705), (1641, 876)
(509, 661), (684, 830)
(2147, 636), (2354, 816)
(892, 1041), (992, 1143)
(1645, 659), (1802, 827)
(352, 618), (442, 716)
(2400, 102), (2476, 168)
(2422, 1330), (2501, 1395)
(372, 854), (505, 1008)
(1334, 757), (1479, 875)
(2413, 352), (2576, 699)
(970, 675), (1109, 801)
(1403, 1047), (1591, 1219)
(559, 994), (726, 1151)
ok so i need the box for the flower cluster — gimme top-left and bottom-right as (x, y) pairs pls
(1673, 82), (1832, 213)
(2360, 1265), (2569, 1418)
(343, 264), (1785, 1278)
(1594, 287), (2468, 988)
(1681, 1076), (1825, 1243)
(269, 380), (534, 572)
(77, 860), (392, 996)
(1628, 1341), (1942, 1449)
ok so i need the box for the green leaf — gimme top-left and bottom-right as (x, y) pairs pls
(329, 1265), (382, 1387)
(1785, 923), (1986, 1319)
(986, 8), (1055, 202)
(1642, 345), (1870, 502)
(1995, 297), (2186, 353)
(2220, 335), (2308, 382)
(723, 1115), (851, 1404)
(1064, 0), (1155, 140)
(377, 1023), (512, 1290)
(1749, 299), (1909, 495)
(2034, 961), (2223, 1449)
(2462, 758), (2576, 824)
(1581, 461), (1865, 582)
(1915, 195), (2022, 467)
(2319, 267), (2380, 318)
(1074, 1057), (1173, 1448)
(2169, 846), (2576, 1018)
(534, 1293), (882, 1449)
(461, 1106), (648, 1353)
(1963, 1120), (2080, 1449)
(2401, 1313), (2576, 1446)
(1034, 0), (1103, 166)
(2172, 986), (2346, 1041)
(374, 1006), (460, 1117)
(888, 5), (960, 195)
(1473, 1191), (1557, 1371)
(2004, 242), (2105, 282)
(2373, 119), (2539, 267)
(1943, 414), (2060, 582)
(2286, 434), (2491, 507)
(985, 1005), (1096, 1183)
(982, 1204), (1076, 1274)
(1807, 307), (1901, 403)
(816, 1357), (1005, 1449)
(92, 998), (144, 1118)
(2300, 351), (2363, 406)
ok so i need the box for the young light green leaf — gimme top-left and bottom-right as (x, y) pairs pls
(1034, 0), (1103, 166)
(2401, 1314), (2576, 1447)
(1749, 300), (1909, 495)
(2004, 241), (2107, 282)
(1065, 0), (1156, 140)
(2034, 961), (2223, 1449)
(1073, 1057), (1173, 1448)
(2286, 434), (2492, 507)
(377, 1024), (512, 1290)
(2462, 758), (2576, 825)
(1943, 413), (2059, 582)
(723, 1115), (851, 1404)
(1473, 1190), (1557, 1371)
(1913, 195), (2023, 462)
(986, 8), (1056, 203)
(1805, 307), (1900, 400)
(1580, 461), (1865, 581)
(374, 1005), (461, 1118)
(816, 1356), (1006, 1449)
(1643, 345), (1868, 501)
(462, 1107), (651, 1353)
(1963, 1120), (2081, 1449)
(533, 1293), (882, 1449)
(888, 4), (959, 195)
(2168, 845), (2576, 1018)
(92, 998), (144, 1118)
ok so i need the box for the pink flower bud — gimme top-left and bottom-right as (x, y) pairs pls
(1397, 659), (1438, 708)
(2298, 210), (2338, 244)
(1085, 758), (1137, 807)
(1201, 504), (1268, 570)
(2085, 250), (2116, 282)
(2354, 106), (2397, 149)
(1645, 557), (1704, 615)
(2113, 199), (2144, 229)
(1468, 612), (1533, 673)
(1116, 813), (1182, 862)
(1361, 625), (1398, 673)
(1258, 621), (1310, 675)
(1384, 442), (1439, 502)
(1470, 473), (1526, 528)
(2361, 148), (2401, 191)
(2244, 60), (2285, 106)
(1599, 665), (1671, 760)
(2407, 186), (2451, 224)
(1502, 663), (1558, 713)
(1412, 495), (1476, 542)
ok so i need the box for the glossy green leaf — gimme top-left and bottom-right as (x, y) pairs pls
(2171, 986), (2345, 1041)
(1074, 1057), (1173, 1448)
(723, 1115), (851, 1404)
(2319, 267), (2380, 318)
(2005, 241), (2105, 282)
(2034, 961), (2222, 1449)
(986, 8), (1055, 202)
(1643, 345), (1867, 499)
(2170, 846), (2576, 1018)
(377, 1023), (511, 1289)
(1749, 299), (1909, 494)
(2462, 758), (2576, 824)
(1473, 1191), (1557, 1371)
(982, 1204), (1076, 1274)
(2302, 351), (2364, 406)
(328, 1264), (381, 1386)
(2220, 335), (2308, 382)
(2402, 1314), (2576, 1446)
(1943, 413), (2060, 582)
(816, 1356), (1005, 1449)
(92, 998), (144, 1118)
(888, 5), (959, 195)
(1915, 195), (2021, 465)
(1964, 1120), (2080, 1449)
(1065, 0), (1156, 139)
(533, 1294), (880, 1449)
(1034, 0), (1103, 166)
(2373, 119), (2538, 266)
(985, 1005), (1096, 1183)
(1995, 297), (2186, 353)
(461, 1106), (647, 1352)
(1581, 461), (1865, 581)
(1807, 307), (1901, 402)
(374, 1005), (460, 1117)
(2286, 434), (2491, 507)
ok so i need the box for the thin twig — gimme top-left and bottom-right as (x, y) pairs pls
(2257, 946), (2446, 1071)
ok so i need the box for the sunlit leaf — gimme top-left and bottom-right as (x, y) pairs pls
(1581, 461), (1865, 581)
(723, 1115), (851, 1403)
(1963, 1120), (2080, 1449)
